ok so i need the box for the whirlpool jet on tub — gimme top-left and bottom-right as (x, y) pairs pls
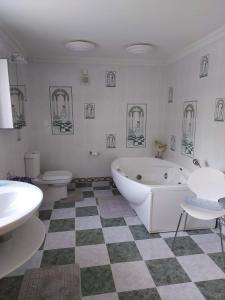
(111, 157), (215, 233)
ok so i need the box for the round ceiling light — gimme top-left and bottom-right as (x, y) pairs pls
(66, 40), (97, 51)
(126, 43), (153, 54)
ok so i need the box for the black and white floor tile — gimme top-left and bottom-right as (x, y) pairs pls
(0, 180), (225, 300)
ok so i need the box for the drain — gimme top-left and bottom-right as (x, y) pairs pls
(136, 174), (142, 180)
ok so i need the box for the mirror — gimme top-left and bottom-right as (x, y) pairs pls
(0, 59), (13, 128)
(8, 61), (27, 129)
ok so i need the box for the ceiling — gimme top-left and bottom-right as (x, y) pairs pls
(0, 0), (225, 64)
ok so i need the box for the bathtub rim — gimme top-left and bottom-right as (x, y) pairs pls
(111, 156), (190, 190)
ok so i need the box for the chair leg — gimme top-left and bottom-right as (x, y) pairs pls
(184, 213), (188, 231)
(218, 218), (225, 269)
(172, 210), (185, 250)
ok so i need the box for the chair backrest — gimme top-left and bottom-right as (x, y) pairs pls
(188, 167), (225, 201)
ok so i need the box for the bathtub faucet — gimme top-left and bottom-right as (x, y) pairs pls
(193, 159), (201, 168)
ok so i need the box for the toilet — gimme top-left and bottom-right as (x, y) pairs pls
(24, 151), (72, 203)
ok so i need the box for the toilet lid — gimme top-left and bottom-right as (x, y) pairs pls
(42, 170), (72, 181)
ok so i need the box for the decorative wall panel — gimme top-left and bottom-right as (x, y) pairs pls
(214, 98), (225, 122)
(10, 85), (26, 129)
(105, 71), (116, 87)
(200, 54), (209, 78)
(84, 103), (95, 119)
(168, 86), (174, 103)
(106, 134), (116, 148)
(170, 135), (176, 151)
(181, 101), (197, 157)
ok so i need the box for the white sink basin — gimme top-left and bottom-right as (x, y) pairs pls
(0, 180), (43, 236)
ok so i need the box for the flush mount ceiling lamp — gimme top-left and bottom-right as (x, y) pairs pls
(126, 43), (153, 54)
(65, 40), (97, 52)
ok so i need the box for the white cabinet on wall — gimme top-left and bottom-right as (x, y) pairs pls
(0, 59), (13, 128)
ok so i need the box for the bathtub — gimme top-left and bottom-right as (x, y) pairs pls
(111, 157), (215, 233)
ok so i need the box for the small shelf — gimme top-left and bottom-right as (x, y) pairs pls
(0, 216), (45, 278)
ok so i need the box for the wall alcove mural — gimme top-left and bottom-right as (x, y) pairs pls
(181, 101), (197, 157)
(10, 85), (27, 129)
(49, 86), (74, 135)
(126, 104), (147, 148)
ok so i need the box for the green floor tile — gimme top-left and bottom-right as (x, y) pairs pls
(107, 242), (142, 263)
(81, 265), (115, 296)
(76, 228), (104, 246)
(118, 288), (161, 300)
(146, 257), (191, 286)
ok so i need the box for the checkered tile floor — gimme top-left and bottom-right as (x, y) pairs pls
(1, 180), (225, 300)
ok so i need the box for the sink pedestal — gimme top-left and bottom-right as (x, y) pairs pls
(0, 232), (12, 243)
(0, 180), (44, 278)
(0, 216), (45, 279)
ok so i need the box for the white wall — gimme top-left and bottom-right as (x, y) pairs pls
(0, 39), (30, 178)
(4, 34), (225, 179)
(164, 37), (225, 172)
(0, 128), (30, 178)
(27, 63), (164, 177)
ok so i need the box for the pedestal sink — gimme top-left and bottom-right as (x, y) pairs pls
(0, 180), (43, 236)
(0, 180), (45, 278)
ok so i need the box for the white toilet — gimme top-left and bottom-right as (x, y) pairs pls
(24, 151), (72, 203)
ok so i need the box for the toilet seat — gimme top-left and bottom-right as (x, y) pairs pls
(33, 170), (72, 185)
(42, 170), (72, 181)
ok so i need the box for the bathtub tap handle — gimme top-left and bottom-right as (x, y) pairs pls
(193, 159), (201, 168)
(136, 174), (142, 180)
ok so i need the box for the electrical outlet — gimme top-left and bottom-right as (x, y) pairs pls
(0, 172), (6, 179)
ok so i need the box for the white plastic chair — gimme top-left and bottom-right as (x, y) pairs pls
(172, 167), (225, 268)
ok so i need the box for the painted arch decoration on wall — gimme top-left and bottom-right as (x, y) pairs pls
(126, 103), (147, 148)
(181, 100), (197, 157)
(49, 86), (74, 135)
(10, 85), (27, 129)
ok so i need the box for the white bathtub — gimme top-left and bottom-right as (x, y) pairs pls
(111, 157), (215, 232)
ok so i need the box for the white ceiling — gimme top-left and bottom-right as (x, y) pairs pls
(0, 0), (225, 64)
